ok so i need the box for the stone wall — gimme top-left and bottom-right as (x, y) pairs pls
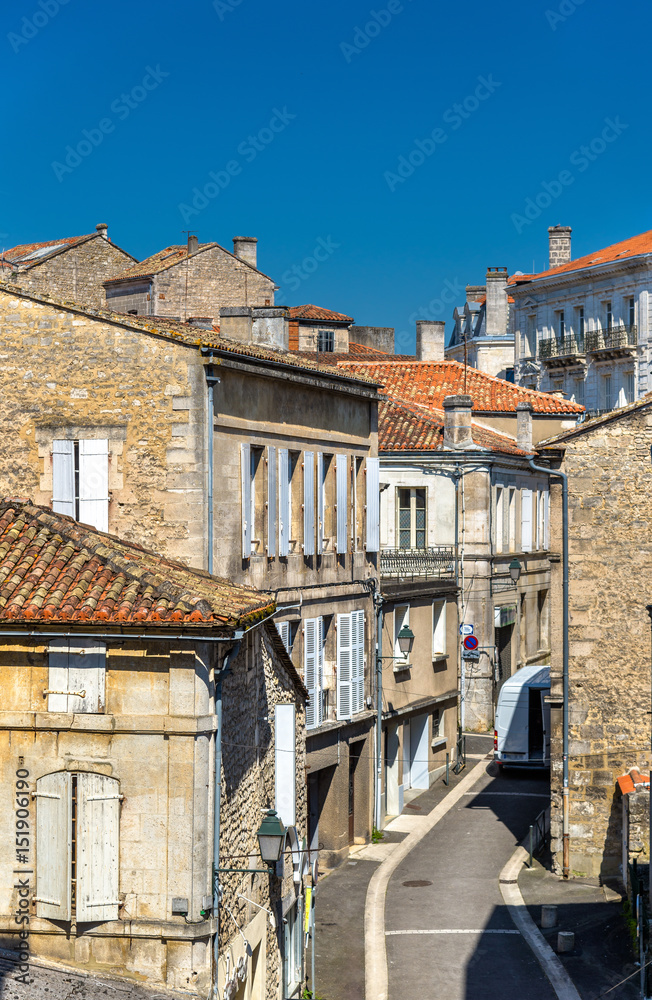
(6, 237), (135, 308)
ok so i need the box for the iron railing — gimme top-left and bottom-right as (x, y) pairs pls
(585, 324), (637, 352)
(380, 546), (455, 579)
(538, 334), (584, 359)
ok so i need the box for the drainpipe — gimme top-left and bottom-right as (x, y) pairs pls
(374, 588), (383, 832)
(205, 359), (220, 575)
(528, 457), (569, 879)
(212, 640), (241, 998)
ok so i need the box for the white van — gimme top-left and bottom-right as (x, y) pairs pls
(494, 665), (550, 768)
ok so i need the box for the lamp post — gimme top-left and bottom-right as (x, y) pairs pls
(509, 558), (522, 584)
(215, 808), (287, 877)
(397, 624), (415, 656)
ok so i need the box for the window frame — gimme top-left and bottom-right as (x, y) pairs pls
(397, 487), (427, 550)
(317, 329), (335, 353)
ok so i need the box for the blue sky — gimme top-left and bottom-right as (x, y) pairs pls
(3, 0), (649, 352)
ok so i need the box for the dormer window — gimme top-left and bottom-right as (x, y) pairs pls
(317, 329), (334, 353)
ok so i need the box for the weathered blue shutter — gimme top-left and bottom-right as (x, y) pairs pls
(351, 609), (365, 714)
(278, 449), (290, 557)
(35, 771), (72, 920)
(336, 454), (348, 553)
(337, 613), (352, 720)
(78, 439), (109, 532)
(303, 452), (315, 555)
(316, 453), (324, 554)
(366, 457), (380, 552)
(241, 443), (251, 557)
(52, 440), (75, 518)
(521, 488), (532, 553)
(267, 445), (277, 557)
(76, 772), (120, 921)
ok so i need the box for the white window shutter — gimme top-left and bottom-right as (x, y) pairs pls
(544, 489), (550, 549)
(433, 601), (447, 657)
(267, 445), (277, 557)
(317, 617), (324, 727)
(352, 609), (365, 714)
(337, 613), (352, 720)
(52, 440), (75, 518)
(275, 704), (296, 828)
(316, 453), (324, 555)
(521, 488), (533, 553)
(366, 457), (380, 552)
(48, 639), (70, 712)
(303, 452), (315, 555)
(78, 440), (109, 532)
(336, 454), (348, 553)
(278, 449), (290, 557)
(276, 620), (291, 654)
(304, 618), (318, 730)
(67, 641), (106, 713)
(352, 461), (358, 552)
(76, 772), (120, 922)
(35, 771), (72, 920)
(241, 443), (251, 558)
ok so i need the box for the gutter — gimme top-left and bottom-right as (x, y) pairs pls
(0, 629), (244, 644)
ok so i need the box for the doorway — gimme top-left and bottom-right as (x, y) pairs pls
(494, 622), (514, 701)
(348, 742), (362, 844)
(408, 714), (429, 790)
(528, 688), (545, 761)
(385, 724), (399, 817)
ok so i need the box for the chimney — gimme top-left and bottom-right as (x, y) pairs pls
(187, 234), (199, 255)
(516, 401), (533, 453)
(465, 284), (485, 305)
(219, 307), (252, 342)
(232, 236), (258, 269)
(349, 326), (394, 354)
(443, 395), (474, 450)
(548, 226), (572, 268)
(416, 320), (446, 362)
(485, 267), (508, 336)
(96, 223), (108, 240)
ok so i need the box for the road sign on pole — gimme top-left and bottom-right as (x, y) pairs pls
(463, 635), (479, 651)
(459, 624), (474, 636)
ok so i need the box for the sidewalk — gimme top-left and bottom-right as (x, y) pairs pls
(518, 853), (640, 1000)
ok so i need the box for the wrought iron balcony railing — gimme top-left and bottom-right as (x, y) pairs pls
(380, 546), (455, 579)
(538, 334), (584, 359)
(585, 325), (637, 353)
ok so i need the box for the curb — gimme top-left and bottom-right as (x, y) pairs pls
(499, 847), (582, 1000)
(364, 757), (491, 1000)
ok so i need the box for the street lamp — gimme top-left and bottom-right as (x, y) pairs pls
(509, 558), (522, 583)
(256, 809), (287, 866)
(397, 624), (415, 656)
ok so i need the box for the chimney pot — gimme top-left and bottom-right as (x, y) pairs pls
(416, 320), (446, 361)
(443, 394), (474, 449)
(548, 226), (572, 268)
(485, 267), (509, 336)
(232, 236), (258, 269)
(516, 401), (533, 452)
(187, 234), (199, 255)
(96, 223), (108, 240)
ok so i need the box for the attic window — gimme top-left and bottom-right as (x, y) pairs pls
(128, 309), (138, 315)
(317, 329), (334, 353)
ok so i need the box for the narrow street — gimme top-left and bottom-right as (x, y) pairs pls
(385, 759), (553, 999)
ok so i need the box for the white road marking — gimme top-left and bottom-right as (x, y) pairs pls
(462, 791), (550, 797)
(386, 928), (520, 936)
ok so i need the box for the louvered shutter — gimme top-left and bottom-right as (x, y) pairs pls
(76, 772), (120, 922)
(52, 440), (75, 518)
(352, 460), (358, 552)
(267, 445), (277, 557)
(304, 618), (318, 730)
(316, 453), (324, 554)
(366, 457), (380, 552)
(351, 610), (365, 714)
(317, 617), (324, 727)
(276, 620), (291, 654)
(278, 449), (290, 557)
(337, 613), (352, 720)
(241, 443), (251, 557)
(78, 439), (109, 532)
(543, 489), (550, 549)
(336, 454), (348, 553)
(521, 488), (533, 553)
(303, 452), (315, 555)
(35, 771), (72, 920)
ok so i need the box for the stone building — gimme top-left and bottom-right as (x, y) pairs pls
(0, 280), (381, 869)
(537, 397), (652, 879)
(103, 234), (276, 323)
(0, 498), (307, 998)
(1, 224), (137, 308)
(511, 225), (652, 415)
(445, 268), (516, 380)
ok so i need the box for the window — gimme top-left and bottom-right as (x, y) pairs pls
(538, 489), (550, 549)
(552, 378), (564, 395)
(537, 590), (549, 649)
(336, 454), (348, 554)
(275, 703), (296, 826)
(278, 449), (291, 557)
(47, 640), (106, 713)
(317, 329), (334, 352)
(523, 314), (536, 358)
(625, 371), (635, 405)
(556, 310), (565, 339)
(432, 707), (444, 741)
(267, 445), (277, 557)
(508, 487), (516, 552)
(316, 453), (332, 554)
(275, 620), (296, 655)
(573, 377), (585, 406)
(337, 610), (364, 719)
(394, 605), (410, 664)
(521, 488), (533, 553)
(397, 488), (426, 549)
(605, 301), (613, 330)
(302, 451), (315, 555)
(283, 899), (304, 996)
(629, 297), (636, 329)
(35, 771), (120, 922)
(505, 368), (514, 383)
(304, 617), (324, 730)
(577, 306), (585, 339)
(433, 601), (447, 658)
(495, 486), (504, 554)
(600, 374), (613, 411)
(52, 439), (109, 532)
(240, 444), (263, 556)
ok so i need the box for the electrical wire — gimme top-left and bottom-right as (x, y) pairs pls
(588, 959), (652, 999)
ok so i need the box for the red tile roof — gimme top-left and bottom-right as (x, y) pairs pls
(508, 229), (652, 285)
(348, 342), (392, 356)
(0, 499), (273, 627)
(3, 234), (100, 267)
(287, 304), (353, 323)
(105, 241), (272, 283)
(336, 360), (584, 414)
(380, 398), (526, 454)
(617, 769), (650, 795)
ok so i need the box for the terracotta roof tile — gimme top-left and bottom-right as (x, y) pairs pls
(335, 360), (584, 414)
(287, 304), (353, 323)
(508, 229), (652, 285)
(617, 768), (650, 795)
(0, 500), (273, 628)
(3, 234), (95, 266)
(104, 241), (272, 284)
(380, 397), (526, 454)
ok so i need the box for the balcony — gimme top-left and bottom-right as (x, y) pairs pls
(585, 325), (637, 357)
(538, 334), (585, 366)
(380, 546), (455, 580)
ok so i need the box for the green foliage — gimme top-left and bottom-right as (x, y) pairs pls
(622, 899), (638, 951)
(371, 825), (384, 844)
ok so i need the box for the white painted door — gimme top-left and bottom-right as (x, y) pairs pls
(385, 724), (400, 817)
(403, 719), (411, 790)
(409, 714), (429, 790)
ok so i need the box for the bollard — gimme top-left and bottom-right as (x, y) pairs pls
(541, 905), (558, 929)
(529, 825), (534, 868)
(557, 931), (575, 953)
(445, 752), (449, 786)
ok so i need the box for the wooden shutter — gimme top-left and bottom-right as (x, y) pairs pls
(267, 445), (277, 557)
(241, 443), (251, 557)
(316, 453), (324, 554)
(433, 601), (447, 657)
(52, 440), (75, 518)
(35, 771), (72, 920)
(337, 613), (352, 720)
(278, 449), (290, 557)
(543, 489), (550, 549)
(317, 617), (324, 727)
(352, 460), (358, 552)
(521, 488), (533, 553)
(303, 452), (315, 555)
(304, 618), (319, 730)
(275, 704), (296, 827)
(366, 457), (380, 552)
(48, 640), (105, 713)
(47, 640), (71, 713)
(78, 440), (109, 532)
(336, 454), (348, 553)
(76, 772), (120, 922)
(276, 620), (291, 654)
(351, 609), (365, 714)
